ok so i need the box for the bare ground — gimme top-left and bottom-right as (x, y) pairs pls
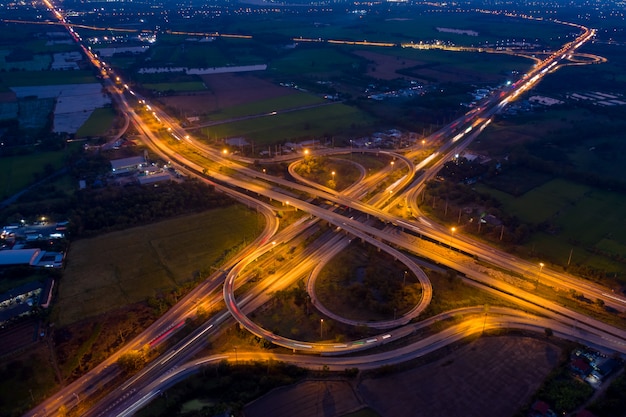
(243, 335), (561, 417)
(244, 380), (363, 417)
(354, 50), (425, 81)
(157, 73), (293, 116)
(360, 335), (561, 417)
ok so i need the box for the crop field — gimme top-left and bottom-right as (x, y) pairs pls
(17, 98), (55, 130)
(206, 92), (325, 121)
(218, 11), (570, 48)
(538, 42), (626, 93)
(0, 145), (77, 199)
(0, 70), (97, 87)
(75, 106), (117, 137)
(475, 106), (626, 182)
(55, 206), (263, 326)
(0, 101), (18, 120)
(363, 13), (571, 47)
(158, 73), (292, 116)
(201, 103), (374, 146)
(269, 47), (364, 76)
(142, 81), (207, 92)
(387, 48), (533, 80)
(0, 345), (58, 417)
(476, 179), (626, 273)
(147, 42), (231, 67)
(0, 50), (51, 71)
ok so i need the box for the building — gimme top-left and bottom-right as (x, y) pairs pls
(0, 249), (64, 268)
(111, 156), (146, 175)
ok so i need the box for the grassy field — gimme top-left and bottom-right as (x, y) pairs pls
(75, 107), (117, 137)
(476, 179), (626, 273)
(269, 47), (363, 76)
(221, 11), (571, 48)
(0, 145), (78, 199)
(147, 42), (231, 67)
(142, 81), (207, 92)
(54, 206), (263, 326)
(206, 92), (325, 121)
(390, 48), (534, 77)
(202, 103), (374, 146)
(315, 241), (421, 322)
(0, 51), (51, 71)
(0, 346), (59, 417)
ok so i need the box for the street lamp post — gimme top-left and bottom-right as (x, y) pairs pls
(449, 227), (456, 249)
(539, 262), (545, 274)
(320, 319), (324, 339)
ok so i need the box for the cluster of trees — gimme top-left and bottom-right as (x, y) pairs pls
(531, 365), (594, 415)
(69, 180), (234, 237)
(588, 366), (626, 416)
(437, 157), (489, 183)
(422, 180), (530, 246)
(135, 360), (307, 417)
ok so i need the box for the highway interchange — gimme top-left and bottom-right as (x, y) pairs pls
(23, 4), (626, 416)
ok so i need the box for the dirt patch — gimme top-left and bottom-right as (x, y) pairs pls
(244, 380), (363, 417)
(354, 50), (424, 81)
(157, 73), (292, 116)
(359, 335), (561, 417)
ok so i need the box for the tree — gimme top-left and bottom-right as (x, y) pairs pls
(117, 350), (146, 374)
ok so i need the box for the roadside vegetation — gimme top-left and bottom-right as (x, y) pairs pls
(135, 360), (308, 417)
(315, 240), (421, 321)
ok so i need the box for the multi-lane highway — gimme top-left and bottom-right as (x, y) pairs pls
(23, 3), (626, 416)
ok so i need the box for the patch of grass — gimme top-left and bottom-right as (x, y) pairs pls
(142, 81), (207, 92)
(61, 322), (102, 377)
(75, 107), (117, 137)
(422, 267), (515, 318)
(315, 241), (422, 322)
(202, 103), (374, 146)
(54, 206), (264, 326)
(269, 47), (363, 76)
(18, 97), (55, 130)
(0, 145), (78, 199)
(0, 51), (51, 71)
(136, 360), (308, 417)
(294, 156), (363, 191)
(0, 346), (59, 417)
(207, 92), (325, 121)
(476, 179), (626, 275)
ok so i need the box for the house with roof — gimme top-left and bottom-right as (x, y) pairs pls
(571, 357), (592, 377)
(111, 155), (146, 175)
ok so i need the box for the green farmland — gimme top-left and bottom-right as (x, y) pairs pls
(0, 145), (78, 199)
(75, 107), (117, 137)
(201, 103), (374, 145)
(55, 206), (264, 326)
(0, 50), (51, 71)
(476, 179), (626, 276)
(206, 92), (325, 122)
(142, 81), (207, 92)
